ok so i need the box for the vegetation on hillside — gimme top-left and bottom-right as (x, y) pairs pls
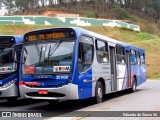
(1, 0), (160, 36)
(0, 24), (160, 79)
(1, 0), (160, 21)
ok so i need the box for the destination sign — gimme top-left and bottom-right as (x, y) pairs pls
(26, 30), (75, 41)
(0, 37), (14, 44)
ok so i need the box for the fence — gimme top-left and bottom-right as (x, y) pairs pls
(0, 16), (140, 31)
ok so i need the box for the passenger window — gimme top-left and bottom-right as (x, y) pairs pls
(78, 36), (94, 73)
(130, 50), (136, 65)
(136, 52), (141, 65)
(141, 53), (145, 65)
(96, 40), (109, 63)
(116, 46), (125, 65)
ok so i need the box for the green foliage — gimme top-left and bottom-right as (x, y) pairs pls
(127, 14), (138, 22)
(0, 0), (159, 21)
(112, 4), (128, 19)
(84, 11), (99, 18)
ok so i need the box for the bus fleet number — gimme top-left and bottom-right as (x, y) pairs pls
(56, 75), (69, 79)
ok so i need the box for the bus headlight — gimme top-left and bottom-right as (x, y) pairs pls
(2, 79), (17, 88)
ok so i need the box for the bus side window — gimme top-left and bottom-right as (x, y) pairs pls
(136, 51), (141, 65)
(140, 53), (145, 65)
(96, 40), (109, 63)
(78, 36), (94, 73)
(116, 46), (125, 65)
(130, 50), (136, 65)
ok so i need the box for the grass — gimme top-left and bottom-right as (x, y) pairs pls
(0, 25), (160, 79)
(131, 40), (160, 79)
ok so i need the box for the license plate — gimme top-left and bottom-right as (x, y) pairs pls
(38, 90), (48, 95)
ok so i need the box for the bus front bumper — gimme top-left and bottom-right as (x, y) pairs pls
(19, 83), (79, 101)
(0, 84), (19, 98)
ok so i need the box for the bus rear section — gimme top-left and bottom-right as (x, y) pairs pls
(0, 36), (23, 101)
(19, 28), (79, 102)
(129, 47), (146, 91)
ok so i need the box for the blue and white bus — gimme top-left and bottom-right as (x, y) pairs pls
(19, 27), (146, 104)
(0, 36), (23, 101)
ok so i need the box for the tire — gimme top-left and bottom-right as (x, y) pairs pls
(48, 100), (58, 105)
(6, 97), (18, 102)
(94, 81), (103, 103)
(130, 77), (137, 93)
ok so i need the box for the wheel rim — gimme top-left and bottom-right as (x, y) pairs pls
(98, 87), (103, 99)
(133, 81), (136, 91)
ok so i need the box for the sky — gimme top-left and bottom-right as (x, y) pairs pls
(0, 7), (5, 15)
(0, 0), (59, 15)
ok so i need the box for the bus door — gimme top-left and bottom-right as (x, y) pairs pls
(125, 50), (131, 88)
(78, 36), (94, 99)
(109, 44), (117, 91)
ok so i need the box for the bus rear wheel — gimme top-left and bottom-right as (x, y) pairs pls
(94, 81), (103, 103)
(130, 77), (137, 93)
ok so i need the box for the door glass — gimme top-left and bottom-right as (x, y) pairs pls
(78, 36), (94, 73)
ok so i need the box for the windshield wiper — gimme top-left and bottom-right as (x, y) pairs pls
(34, 42), (41, 56)
(47, 45), (52, 66)
(23, 47), (28, 63)
(47, 40), (62, 65)
(49, 40), (62, 56)
(38, 46), (43, 66)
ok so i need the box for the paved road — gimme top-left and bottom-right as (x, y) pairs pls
(0, 80), (160, 120)
(53, 80), (160, 120)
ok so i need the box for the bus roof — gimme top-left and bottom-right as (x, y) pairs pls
(24, 27), (145, 53)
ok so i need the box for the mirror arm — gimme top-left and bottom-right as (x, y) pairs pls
(14, 60), (24, 64)
(12, 43), (24, 48)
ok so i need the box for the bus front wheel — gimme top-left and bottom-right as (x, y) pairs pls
(94, 81), (103, 103)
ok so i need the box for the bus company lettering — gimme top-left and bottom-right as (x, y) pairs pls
(53, 66), (70, 72)
(0, 67), (12, 72)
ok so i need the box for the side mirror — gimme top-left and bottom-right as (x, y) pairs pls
(13, 59), (24, 64)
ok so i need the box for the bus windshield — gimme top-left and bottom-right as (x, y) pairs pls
(0, 47), (17, 74)
(22, 40), (75, 75)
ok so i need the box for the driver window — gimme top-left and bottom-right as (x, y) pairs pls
(78, 36), (94, 73)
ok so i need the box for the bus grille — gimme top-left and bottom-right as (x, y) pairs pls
(26, 92), (65, 97)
